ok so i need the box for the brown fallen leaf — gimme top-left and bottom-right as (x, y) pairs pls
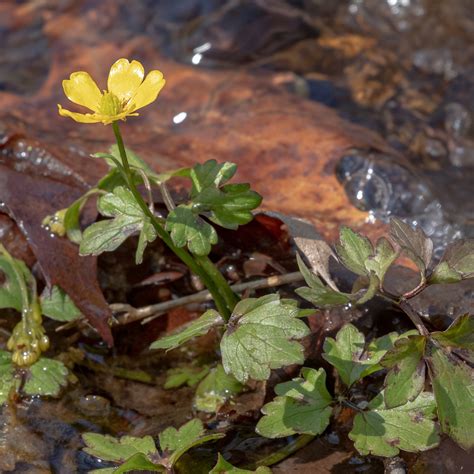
(0, 132), (112, 345)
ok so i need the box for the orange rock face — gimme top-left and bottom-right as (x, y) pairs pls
(0, 0), (399, 242)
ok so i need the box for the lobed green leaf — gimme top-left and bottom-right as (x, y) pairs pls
(256, 368), (333, 438)
(165, 206), (218, 256)
(381, 335), (426, 408)
(349, 392), (439, 457)
(426, 343), (474, 449)
(221, 295), (310, 383)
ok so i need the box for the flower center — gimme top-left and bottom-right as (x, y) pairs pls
(98, 91), (122, 116)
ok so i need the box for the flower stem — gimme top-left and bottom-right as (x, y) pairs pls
(111, 122), (236, 320)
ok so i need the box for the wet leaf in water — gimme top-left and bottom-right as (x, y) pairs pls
(349, 392), (439, 457)
(23, 357), (69, 397)
(83, 433), (158, 462)
(164, 365), (210, 389)
(256, 368), (332, 438)
(159, 419), (225, 466)
(112, 453), (163, 473)
(0, 351), (68, 401)
(194, 364), (243, 413)
(210, 453), (272, 474)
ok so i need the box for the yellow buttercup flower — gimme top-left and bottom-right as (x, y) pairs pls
(58, 59), (166, 124)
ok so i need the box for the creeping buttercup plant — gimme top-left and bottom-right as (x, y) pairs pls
(0, 57), (466, 471)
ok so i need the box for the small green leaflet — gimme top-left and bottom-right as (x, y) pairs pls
(83, 433), (158, 463)
(158, 419), (225, 467)
(0, 249), (33, 312)
(381, 335), (426, 408)
(210, 454), (272, 474)
(84, 419), (224, 473)
(150, 309), (224, 351)
(194, 364), (243, 413)
(349, 391), (439, 457)
(220, 295), (310, 383)
(335, 226), (373, 276)
(426, 343), (474, 449)
(23, 357), (69, 396)
(193, 184), (262, 230)
(0, 351), (68, 404)
(295, 253), (350, 307)
(333, 229), (397, 303)
(430, 239), (474, 284)
(63, 189), (99, 244)
(112, 453), (163, 474)
(79, 186), (156, 264)
(431, 314), (474, 351)
(364, 237), (397, 285)
(166, 206), (218, 256)
(389, 218), (433, 276)
(322, 324), (398, 387)
(164, 365), (210, 389)
(256, 368), (332, 438)
(189, 160), (237, 197)
(40, 286), (81, 322)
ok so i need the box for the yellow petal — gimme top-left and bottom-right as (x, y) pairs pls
(57, 105), (102, 123)
(128, 70), (165, 112)
(107, 59), (145, 103)
(62, 72), (102, 112)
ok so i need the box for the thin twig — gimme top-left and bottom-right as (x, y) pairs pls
(113, 271), (303, 325)
(56, 272), (304, 333)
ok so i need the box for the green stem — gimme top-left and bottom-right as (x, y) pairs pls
(111, 122), (235, 319)
(194, 255), (240, 311)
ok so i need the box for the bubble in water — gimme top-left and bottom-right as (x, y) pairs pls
(336, 148), (463, 256)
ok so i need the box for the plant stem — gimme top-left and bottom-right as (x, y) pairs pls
(111, 122), (235, 319)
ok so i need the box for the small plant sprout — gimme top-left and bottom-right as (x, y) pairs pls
(0, 245), (73, 401)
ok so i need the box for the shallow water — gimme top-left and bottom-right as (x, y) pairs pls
(0, 0), (473, 472)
